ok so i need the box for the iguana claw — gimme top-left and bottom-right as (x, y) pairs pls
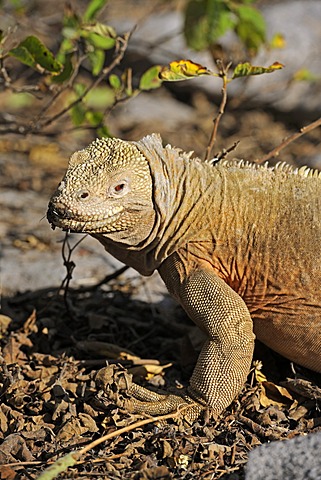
(96, 365), (205, 423)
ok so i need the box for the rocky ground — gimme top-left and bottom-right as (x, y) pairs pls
(1, 1), (321, 479)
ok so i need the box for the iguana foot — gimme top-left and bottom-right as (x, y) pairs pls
(96, 365), (206, 423)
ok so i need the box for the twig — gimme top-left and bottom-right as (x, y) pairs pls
(36, 405), (194, 480)
(78, 265), (129, 292)
(59, 233), (87, 312)
(78, 404), (193, 456)
(256, 116), (321, 164)
(215, 141), (240, 162)
(238, 413), (287, 441)
(204, 60), (231, 162)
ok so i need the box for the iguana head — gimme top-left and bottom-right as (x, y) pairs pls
(47, 137), (155, 244)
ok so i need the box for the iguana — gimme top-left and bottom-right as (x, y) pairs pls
(47, 134), (321, 420)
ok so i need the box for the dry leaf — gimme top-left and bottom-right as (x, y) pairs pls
(259, 381), (293, 408)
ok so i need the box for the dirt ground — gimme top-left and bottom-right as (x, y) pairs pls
(1, 1), (321, 479)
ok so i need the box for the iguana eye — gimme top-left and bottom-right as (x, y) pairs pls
(109, 180), (130, 196)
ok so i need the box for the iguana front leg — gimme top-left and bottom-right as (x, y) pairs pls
(158, 253), (255, 415)
(97, 253), (255, 420)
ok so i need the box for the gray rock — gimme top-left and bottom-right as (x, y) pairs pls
(246, 433), (321, 480)
(112, 91), (194, 134)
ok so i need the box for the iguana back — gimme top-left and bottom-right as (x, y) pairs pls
(160, 158), (321, 372)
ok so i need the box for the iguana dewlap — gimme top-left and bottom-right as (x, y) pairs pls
(47, 134), (321, 420)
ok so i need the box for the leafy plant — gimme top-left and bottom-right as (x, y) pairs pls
(0, 0), (283, 147)
(144, 58), (284, 160)
(0, 0), (135, 136)
(184, 0), (266, 55)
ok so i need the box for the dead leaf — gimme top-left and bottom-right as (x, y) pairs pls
(0, 466), (18, 480)
(76, 340), (138, 360)
(129, 363), (172, 380)
(0, 315), (12, 337)
(0, 434), (35, 463)
(281, 378), (321, 400)
(259, 381), (293, 408)
(2, 333), (31, 364)
(13, 235), (49, 252)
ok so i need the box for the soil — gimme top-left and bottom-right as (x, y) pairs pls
(1, 1), (321, 479)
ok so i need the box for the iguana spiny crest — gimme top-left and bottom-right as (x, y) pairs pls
(47, 138), (155, 243)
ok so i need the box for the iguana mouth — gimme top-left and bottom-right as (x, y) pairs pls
(47, 204), (124, 233)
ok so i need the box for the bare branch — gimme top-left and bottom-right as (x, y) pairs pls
(59, 233), (87, 313)
(204, 60), (231, 162)
(256, 116), (321, 164)
(77, 403), (196, 457)
(78, 265), (129, 292)
(215, 141), (240, 162)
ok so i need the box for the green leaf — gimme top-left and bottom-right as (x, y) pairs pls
(139, 65), (163, 90)
(97, 124), (112, 137)
(52, 54), (73, 83)
(8, 45), (35, 68)
(62, 27), (78, 40)
(74, 82), (87, 97)
(6, 92), (33, 109)
(121, 70), (133, 97)
(184, 0), (236, 51)
(83, 0), (108, 21)
(9, 36), (62, 73)
(293, 68), (319, 83)
(85, 32), (115, 49)
(86, 86), (115, 108)
(81, 23), (116, 50)
(57, 38), (75, 62)
(88, 49), (105, 75)
(70, 102), (86, 126)
(232, 61), (284, 79)
(37, 452), (78, 480)
(234, 5), (266, 52)
(85, 110), (104, 126)
(82, 22), (116, 39)
(159, 60), (215, 81)
(270, 33), (286, 49)
(109, 74), (121, 90)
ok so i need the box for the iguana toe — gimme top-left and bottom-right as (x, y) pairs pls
(96, 365), (205, 422)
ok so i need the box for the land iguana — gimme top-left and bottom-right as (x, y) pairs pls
(47, 134), (321, 420)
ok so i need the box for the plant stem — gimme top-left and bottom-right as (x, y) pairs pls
(257, 116), (321, 164)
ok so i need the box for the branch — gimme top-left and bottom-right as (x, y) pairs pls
(59, 233), (87, 313)
(77, 408), (188, 456)
(215, 140), (240, 162)
(256, 116), (321, 164)
(36, 405), (194, 480)
(204, 60), (231, 162)
(78, 265), (129, 292)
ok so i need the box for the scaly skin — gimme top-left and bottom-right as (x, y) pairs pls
(48, 134), (321, 421)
